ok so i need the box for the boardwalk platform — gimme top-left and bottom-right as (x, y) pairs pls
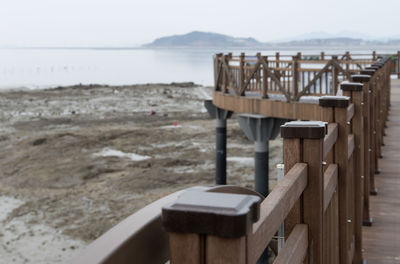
(363, 79), (400, 264)
(74, 55), (399, 264)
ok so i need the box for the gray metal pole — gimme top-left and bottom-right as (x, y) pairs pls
(216, 119), (227, 185)
(254, 141), (269, 197)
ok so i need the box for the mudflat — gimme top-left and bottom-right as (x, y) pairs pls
(0, 83), (282, 263)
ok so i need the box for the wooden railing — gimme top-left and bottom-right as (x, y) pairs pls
(214, 51), (399, 102)
(72, 56), (391, 264)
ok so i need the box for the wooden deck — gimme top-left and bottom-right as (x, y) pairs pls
(363, 79), (400, 263)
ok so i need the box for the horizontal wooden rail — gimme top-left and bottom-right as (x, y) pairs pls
(247, 163), (308, 264)
(324, 123), (338, 159)
(273, 224), (308, 264)
(323, 164), (338, 212)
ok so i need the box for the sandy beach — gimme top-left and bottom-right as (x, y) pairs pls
(0, 83), (282, 263)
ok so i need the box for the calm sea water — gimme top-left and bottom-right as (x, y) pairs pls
(0, 47), (396, 89)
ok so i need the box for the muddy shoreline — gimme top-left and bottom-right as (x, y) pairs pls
(0, 83), (282, 263)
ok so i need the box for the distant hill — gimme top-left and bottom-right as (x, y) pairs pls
(143, 31), (267, 48)
(143, 31), (400, 48)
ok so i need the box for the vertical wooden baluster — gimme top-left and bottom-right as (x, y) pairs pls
(292, 55), (298, 97)
(351, 74), (373, 226)
(262, 56), (269, 98)
(341, 82), (365, 264)
(346, 51), (350, 75)
(397, 51), (400, 79)
(256, 53), (261, 91)
(319, 96), (352, 264)
(239, 53), (245, 95)
(281, 121), (327, 264)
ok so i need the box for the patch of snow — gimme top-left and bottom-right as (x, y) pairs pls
(160, 125), (182, 129)
(227, 157), (254, 166)
(93, 148), (150, 161)
(195, 87), (212, 100)
(0, 196), (86, 263)
(0, 197), (24, 222)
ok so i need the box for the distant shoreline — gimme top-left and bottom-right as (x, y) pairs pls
(1, 45), (399, 51)
(0, 82), (207, 92)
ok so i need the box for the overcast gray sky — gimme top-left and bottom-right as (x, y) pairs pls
(1, 0), (399, 47)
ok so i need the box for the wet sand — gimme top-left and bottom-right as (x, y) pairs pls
(0, 83), (282, 263)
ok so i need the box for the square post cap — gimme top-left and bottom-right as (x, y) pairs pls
(162, 190), (260, 238)
(281, 121), (327, 139)
(340, 81), (363, 91)
(351, 74), (371, 83)
(371, 63), (383, 68)
(360, 69), (376, 76)
(319, 95), (350, 108)
(366, 66), (379, 70)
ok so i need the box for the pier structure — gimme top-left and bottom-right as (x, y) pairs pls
(73, 51), (400, 264)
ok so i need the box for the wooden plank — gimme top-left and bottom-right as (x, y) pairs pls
(283, 138), (302, 245)
(370, 79), (377, 193)
(348, 134), (355, 160)
(169, 233), (203, 264)
(361, 82), (372, 223)
(343, 87), (364, 263)
(347, 103), (355, 123)
(247, 163), (308, 264)
(334, 106), (351, 264)
(213, 91), (325, 120)
(206, 236), (246, 264)
(302, 137), (324, 264)
(273, 224), (308, 264)
(324, 123), (338, 159)
(324, 164), (338, 212)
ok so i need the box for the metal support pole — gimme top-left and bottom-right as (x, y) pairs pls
(204, 100), (232, 185)
(216, 119), (227, 185)
(254, 141), (269, 196)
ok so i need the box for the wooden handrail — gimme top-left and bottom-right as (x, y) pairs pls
(247, 162), (308, 263)
(273, 224), (308, 264)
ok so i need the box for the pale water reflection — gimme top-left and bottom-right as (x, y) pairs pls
(0, 47), (396, 89)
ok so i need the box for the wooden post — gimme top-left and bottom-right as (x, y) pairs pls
(341, 82), (365, 264)
(282, 135), (302, 241)
(162, 190), (260, 264)
(214, 53), (222, 91)
(351, 74), (373, 226)
(292, 55), (299, 97)
(256, 52), (261, 90)
(281, 121), (326, 264)
(275, 52), (280, 69)
(397, 51), (400, 79)
(223, 55), (230, 93)
(262, 56), (269, 99)
(239, 53), (245, 95)
(321, 52), (325, 60)
(346, 51), (350, 74)
(332, 56), (339, 95)
(372, 51), (376, 61)
(319, 96), (352, 264)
